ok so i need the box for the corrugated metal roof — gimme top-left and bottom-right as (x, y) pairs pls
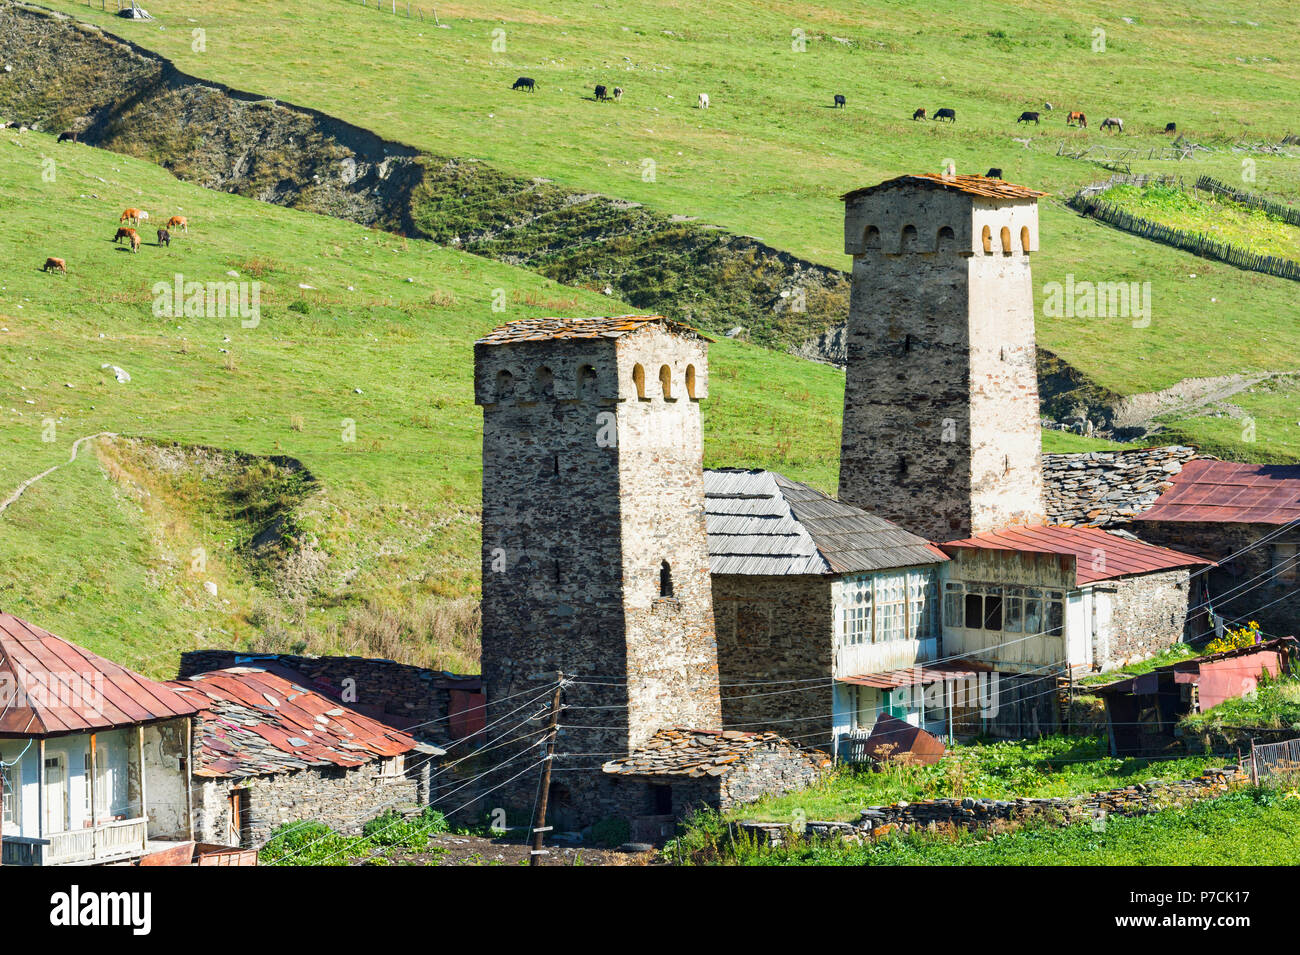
(836, 660), (995, 690)
(842, 173), (1048, 203)
(1138, 459), (1300, 525)
(1091, 637), (1296, 695)
(475, 314), (712, 346)
(168, 667), (433, 778)
(940, 524), (1213, 586)
(0, 614), (199, 736)
(704, 469), (948, 576)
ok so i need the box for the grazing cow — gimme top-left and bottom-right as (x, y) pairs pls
(1165, 122), (1177, 133)
(912, 107), (926, 120)
(1044, 102), (1054, 111)
(986, 168), (1003, 179)
(698, 93), (709, 109)
(1017, 111), (1040, 125)
(511, 76), (535, 92)
(594, 84), (609, 101)
(119, 208), (144, 226)
(1100, 116), (1123, 133)
(129, 232), (141, 253)
(833, 94), (846, 108)
(157, 228), (170, 247)
(42, 257), (66, 274)
(113, 226), (138, 244)
(57, 130), (77, 143)
(167, 215), (188, 232)
(934, 107), (956, 122)
(1066, 111), (1087, 128)
(613, 87), (623, 102)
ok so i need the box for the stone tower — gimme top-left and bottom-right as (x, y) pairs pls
(474, 315), (722, 821)
(838, 174), (1049, 543)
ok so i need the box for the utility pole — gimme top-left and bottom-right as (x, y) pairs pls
(530, 672), (564, 867)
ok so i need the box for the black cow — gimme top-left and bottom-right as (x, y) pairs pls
(1017, 111), (1040, 125)
(512, 76), (535, 92)
(912, 107), (926, 120)
(156, 228), (171, 247)
(833, 94), (846, 108)
(986, 167), (1003, 179)
(934, 107), (956, 122)
(594, 84), (609, 101)
(1165, 122), (1177, 133)
(57, 130), (77, 143)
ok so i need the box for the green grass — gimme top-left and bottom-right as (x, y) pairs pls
(0, 128), (843, 674)
(725, 735), (1218, 823)
(1077, 642), (1199, 686)
(1100, 182), (1300, 260)
(32, 0), (1300, 458)
(1181, 672), (1300, 734)
(695, 788), (1300, 865)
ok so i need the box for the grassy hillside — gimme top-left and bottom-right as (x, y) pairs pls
(0, 128), (845, 675)
(31, 0), (1300, 409)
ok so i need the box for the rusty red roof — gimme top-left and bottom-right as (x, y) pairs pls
(0, 614), (199, 737)
(475, 314), (712, 346)
(836, 659), (995, 690)
(168, 667), (432, 778)
(1138, 459), (1300, 525)
(940, 525), (1213, 585)
(842, 173), (1048, 203)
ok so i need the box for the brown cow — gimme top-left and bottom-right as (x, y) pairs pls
(912, 107), (926, 120)
(157, 228), (170, 247)
(42, 257), (66, 274)
(129, 232), (141, 253)
(57, 131), (77, 144)
(114, 226), (138, 245)
(166, 215), (188, 233)
(1066, 111), (1087, 128)
(119, 208), (144, 226)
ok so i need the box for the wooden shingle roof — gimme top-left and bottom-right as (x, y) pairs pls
(602, 727), (831, 779)
(842, 173), (1048, 203)
(704, 469), (948, 575)
(475, 314), (711, 346)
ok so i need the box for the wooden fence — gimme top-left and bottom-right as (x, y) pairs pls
(1249, 736), (1300, 786)
(1195, 175), (1300, 228)
(350, 0), (441, 22)
(1070, 193), (1300, 283)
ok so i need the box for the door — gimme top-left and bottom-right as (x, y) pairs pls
(229, 789), (251, 847)
(43, 755), (67, 834)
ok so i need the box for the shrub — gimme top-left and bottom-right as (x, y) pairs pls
(589, 816), (630, 849)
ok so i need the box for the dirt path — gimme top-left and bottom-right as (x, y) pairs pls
(0, 431), (116, 516)
(1112, 372), (1283, 429)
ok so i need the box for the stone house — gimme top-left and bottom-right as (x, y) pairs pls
(0, 614), (201, 866)
(704, 467), (963, 756)
(169, 666), (443, 847)
(1133, 460), (1300, 640)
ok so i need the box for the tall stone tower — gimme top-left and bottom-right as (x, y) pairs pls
(838, 174), (1049, 543)
(474, 315), (722, 822)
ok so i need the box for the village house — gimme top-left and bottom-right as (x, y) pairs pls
(169, 666), (444, 847)
(0, 613), (200, 866)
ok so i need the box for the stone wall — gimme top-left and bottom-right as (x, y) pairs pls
(1099, 568), (1194, 669)
(839, 184), (1044, 542)
(734, 765), (1245, 846)
(714, 574), (834, 748)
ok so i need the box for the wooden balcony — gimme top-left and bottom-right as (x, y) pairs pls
(2, 817), (148, 866)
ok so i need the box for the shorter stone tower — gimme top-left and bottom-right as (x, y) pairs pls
(474, 315), (722, 823)
(838, 173), (1049, 542)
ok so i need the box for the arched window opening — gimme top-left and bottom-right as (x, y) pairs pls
(981, 225), (992, 254)
(1020, 225), (1031, 252)
(495, 369), (515, 400)
(632, 363), (646, 399)
(685, 364), (698, 400)
(1000, 226), (1012, 253)
(536, 366), (554, 399)
(660, 560), (674, 598)
(901, 224), (918, 252)
(577, 364), (598, 400)
(937, 226), (955, 251)
(659, 364), (673, 400)
(864, 225), (881, 250)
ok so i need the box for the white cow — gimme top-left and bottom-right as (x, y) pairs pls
(697, 93), (709, 109)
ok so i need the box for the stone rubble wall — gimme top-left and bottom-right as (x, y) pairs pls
(1043, 447), (1197, 528)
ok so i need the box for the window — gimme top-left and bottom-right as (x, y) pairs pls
(1272, 543), (1298, 582)
(982, 591), (1003, 630)
(841, 576), (873, 646)
(495, 369), (514, 400)
(1004, 588), (1023, 632)
(943, 582), (964, 628)
(901, 224), (918, 252)
(1045, 591), (1065, 634)
(535, 366), (554, 399)
(84, 753), (93, 816)
(1020, 225), (1031, 252)
(1023, 589), (1044, 635)
(632, 363), (646, 399)
(659, 561), (674, 598)
(908, 570), (938, 639)
(378, 754), (405, 778)
(964, 592), (983, 628)
(652, 785), (673, 815)
(1000, 225), (1012, 253)
(864, 225), (881, 250)
(981, 225), (992, 254)
(659, 365), (673, 400)
(577, 364), (598, 400)
(937, 225), (955, 251)
(876, 575), (907, 642)
(685, 365), (698, 400)
(1, 760), (17, 829)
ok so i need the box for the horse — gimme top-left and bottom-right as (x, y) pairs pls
(594, 84), (609, 101)
(1100, 116), (1123, 133)
(698, 93), (710, 109)
(42, 257), (66, 274)
(1017, 111), (1040, 125)
(1066, 111), (1087, 128)
(57, 131), (77, 143)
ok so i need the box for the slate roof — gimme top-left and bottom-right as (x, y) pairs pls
(1042, 446), (1201, 527)
(842, 173), (1048, 203)
(169, 667), (440, 778)
(602, 727), (832, 779)
(0, 614), (199, 737)
(475, 314), (711, 346)
(704, 469), (948, 576)
(1139, 459), (1300, 525)
(940, 524), (1214, 586)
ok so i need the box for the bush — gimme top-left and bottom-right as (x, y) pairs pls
(260, 819), (355, 866)
(589, 816), (630, 849)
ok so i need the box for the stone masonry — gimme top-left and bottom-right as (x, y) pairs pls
(474, 316), (722, 824)
(838, 175), (1047, 542)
